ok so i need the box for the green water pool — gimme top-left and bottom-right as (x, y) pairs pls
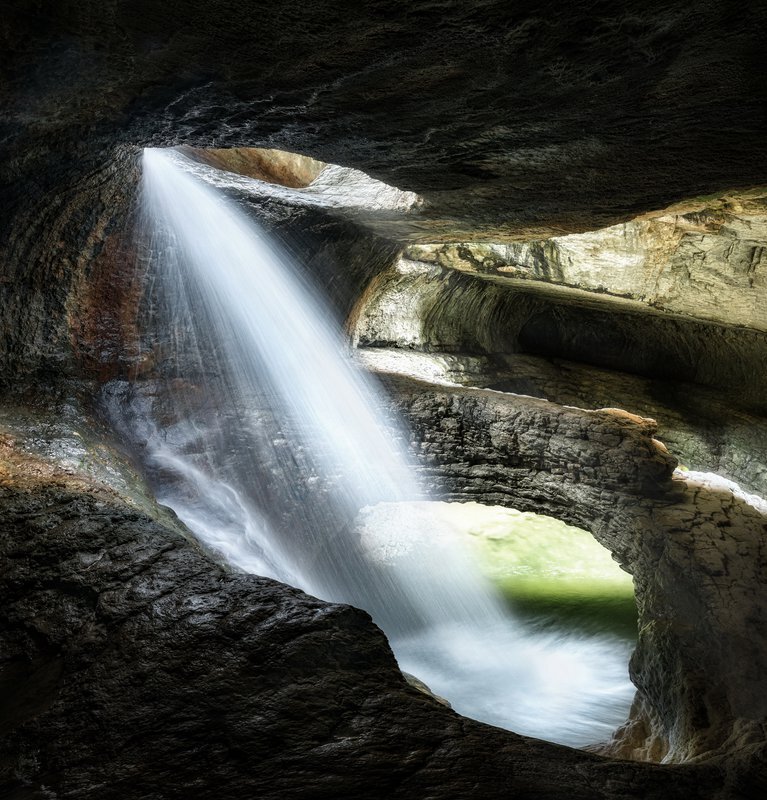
(449, 503), (638, 638)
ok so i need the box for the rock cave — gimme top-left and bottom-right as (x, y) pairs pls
(2, 3), (767, 798)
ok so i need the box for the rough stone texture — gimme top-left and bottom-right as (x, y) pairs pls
(0, 149), (139, 381)
(381, 374), (681, 516)
(3, 2), (766, 244)
(360, 348), (767, 497)
(3, 2), (765, 392)
(1, 413), (748, 800)
(2, 3), (767, 795)
(625, 472), (767, 763)
(352, 257), (767, 414)
(406, 188), (767, 331)
(381, 373), (767, 766)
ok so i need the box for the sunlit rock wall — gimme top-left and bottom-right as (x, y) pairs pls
(353, 255), (767, 414)
(406, 189), (767, 331)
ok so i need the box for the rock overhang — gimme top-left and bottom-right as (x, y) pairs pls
(3, 1), (767, 241)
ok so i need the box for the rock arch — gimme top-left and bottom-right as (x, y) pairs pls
(385, 373), (767, 763)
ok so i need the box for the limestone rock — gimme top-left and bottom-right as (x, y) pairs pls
(359, 348), (767, 497)
(351, 256), (767, 413)
(406, 190), (767, 331)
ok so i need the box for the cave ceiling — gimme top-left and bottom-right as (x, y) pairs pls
(2, 0), (767, 241)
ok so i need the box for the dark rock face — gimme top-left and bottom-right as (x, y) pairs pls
(2, 2), (767, 245)
(382, 373), (679, 511)
(0, 149), (139, 381)
(1, 430), (742, 800)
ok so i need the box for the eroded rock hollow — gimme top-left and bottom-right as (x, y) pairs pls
(2, 3), (767, 798)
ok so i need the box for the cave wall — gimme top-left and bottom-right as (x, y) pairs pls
(352, 208), (767, 498)
(3, 2), (766, 398)
(407, 190), (767, 331)
(0, 148), (139, 381)
(2, 2), (767, 796)
(354, 256), (767, 415)
(384, 349), (767, 497)
(3, 1), (767, 247)
(0, 148), (401, 385)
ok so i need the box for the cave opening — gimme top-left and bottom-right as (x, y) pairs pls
(456, 502), (637, 639)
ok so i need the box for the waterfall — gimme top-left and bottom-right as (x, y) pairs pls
(112, 147), (635, 746)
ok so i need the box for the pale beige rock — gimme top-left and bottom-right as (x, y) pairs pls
(405, 189), (767, 331)
(181, 146), (327, 188)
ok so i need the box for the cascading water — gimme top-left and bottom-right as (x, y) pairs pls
(111, 147), (635, 746)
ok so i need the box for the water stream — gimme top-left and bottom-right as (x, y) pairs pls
(111, 148), (635, 746)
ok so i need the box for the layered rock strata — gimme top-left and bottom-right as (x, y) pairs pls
(406, 189), (767, 331)
(352, 256), (767, 413)
(359, 348), (767, 497)
(3, 2), (767, 246)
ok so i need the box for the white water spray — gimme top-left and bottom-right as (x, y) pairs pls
(121, 147), (635, 745)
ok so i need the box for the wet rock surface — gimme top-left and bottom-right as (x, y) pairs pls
(0, 150), (400, 381)
(0, 415), (741, 800)
(382, 373), (767, 766)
